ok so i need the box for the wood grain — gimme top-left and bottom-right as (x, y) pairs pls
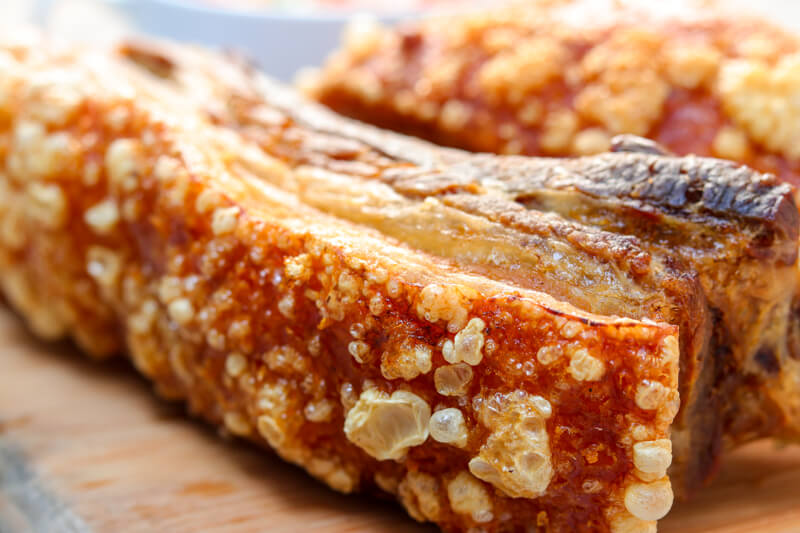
(0, 308), (798, 533)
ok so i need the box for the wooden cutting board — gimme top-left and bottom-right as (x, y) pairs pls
(1, 308), (799, 533)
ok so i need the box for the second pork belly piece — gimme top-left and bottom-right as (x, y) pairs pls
(0, 37), (681, 533)
(123, 41), (800, 494)
(306, 0), (800, 188)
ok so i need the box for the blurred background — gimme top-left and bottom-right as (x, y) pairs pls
(2, 0), (800, 81)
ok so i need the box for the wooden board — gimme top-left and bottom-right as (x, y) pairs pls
(1, 307), (799, 533)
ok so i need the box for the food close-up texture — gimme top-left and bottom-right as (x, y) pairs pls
(2, 0), (800, 532)
(0, 36), (680, 533)
(2, 28), (800, 532)
(307, 0), (800, 191)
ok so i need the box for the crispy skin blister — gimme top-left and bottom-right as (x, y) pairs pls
(135, 40), (800, 495)
(307, 0), (800, 189)
(307, 0), (800, 491)
(0, 36), (792, 533)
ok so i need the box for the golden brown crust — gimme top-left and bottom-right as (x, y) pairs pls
(4, 31), (800, 532)
(307, 0), (800, 189)
(0, 35), (681, 533)
(308, 4), (800, 491)
(138, 37), (800, 498)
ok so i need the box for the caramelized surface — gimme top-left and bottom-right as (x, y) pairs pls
(308, 0), (800, 189)
(308, 0), (800, 488)
(0, 35), (683, 533)
(144, 40), (800, 491)
(0, 33), (798, 533)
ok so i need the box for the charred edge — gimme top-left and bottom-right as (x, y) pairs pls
(753, 346), (780, 376)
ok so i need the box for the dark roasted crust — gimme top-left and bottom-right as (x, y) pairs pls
(470, 150), (799, 245)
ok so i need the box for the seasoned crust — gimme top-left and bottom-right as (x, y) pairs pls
(307, 0), (800, 189)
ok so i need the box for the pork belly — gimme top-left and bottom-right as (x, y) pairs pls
(134, 40), (800, 493)
(307, 0), (800, 488)
(306, 0), (800, 190)
(0, 35), (796, 533)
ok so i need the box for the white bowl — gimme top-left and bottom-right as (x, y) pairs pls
(100, 0), (410, 80)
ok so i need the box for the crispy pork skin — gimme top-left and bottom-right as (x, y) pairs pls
(0, 35), (797, 532)
(147, 41), (800, 494)
(307, 0), (800, 492)
(307, 0), (800, 190)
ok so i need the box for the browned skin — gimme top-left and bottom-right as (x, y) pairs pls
(308, 0), (800, 490)
(0, 36), (684, 533)
(137, 40), (800, 495)
(0, 35), (796, 532)
(307, 0), (800, 190)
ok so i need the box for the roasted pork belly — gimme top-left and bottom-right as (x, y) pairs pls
(0, 35), (797, 533)
(307, 0), (800, 190)
(137, 40), (800, 493)
(307, 0), (800, 492)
